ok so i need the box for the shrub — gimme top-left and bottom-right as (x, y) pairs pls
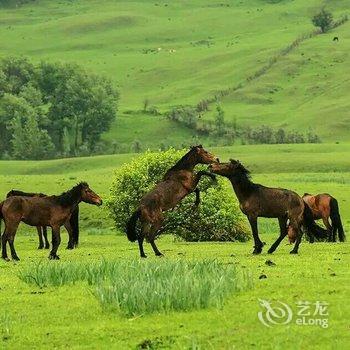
(106, 149), (250, 242)
(312, 9), (333, 33)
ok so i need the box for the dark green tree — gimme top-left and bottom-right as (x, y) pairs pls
(312, 9), (333, 33)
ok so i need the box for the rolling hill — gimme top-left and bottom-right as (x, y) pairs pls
(0, 0), (349, 147)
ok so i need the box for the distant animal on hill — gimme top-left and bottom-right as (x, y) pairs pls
(209, 160), (327, 254)
(6, 190), (80, 249)
(302, 193), (345, 242)
(333, 36), (339, 42)
(126, 145), (219, 258)
(0, 182), (102, 261)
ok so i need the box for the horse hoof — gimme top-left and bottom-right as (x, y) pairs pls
(66, 246), (74, 250)
(38, 246), (44, 250)
(45, 245), (50, 249)
(252, 250), (262, 255)
(267, 249), (274, 254)
(290, 250), (298, 254)
(2, 257), (10, 262)
(140, 255), (147, 258)
(49, 255), (60, 260)
(156, 253), (164, 257)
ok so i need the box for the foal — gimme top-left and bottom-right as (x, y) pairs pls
(6, 190), (80, 249)
(302, 193), (345, 242)
(0, 182), (102, 261)
(209, 160), (326, 254)
(126, 145), (219, 258)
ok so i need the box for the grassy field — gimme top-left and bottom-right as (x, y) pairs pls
(1, 0), (349, 147)
(0, 234), (349, 349)
(0, 143), (349, 348)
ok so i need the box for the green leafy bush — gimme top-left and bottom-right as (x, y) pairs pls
(107, 149), (250, 242)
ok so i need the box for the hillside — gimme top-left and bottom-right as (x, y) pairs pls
(0, 0), (349, 146)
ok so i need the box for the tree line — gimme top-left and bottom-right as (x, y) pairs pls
(0, 57), (118, 159)
(166, 105), (321, 145)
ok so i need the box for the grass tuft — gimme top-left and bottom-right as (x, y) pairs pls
(18, 259), (251, 316)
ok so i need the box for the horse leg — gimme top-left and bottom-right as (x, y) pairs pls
(2, 220), (20, 261)
(37, 226), (44, 249)
(323, 217), (334, 242)
(8, 230), (20, 261)
(290, 225), (303, 254)
(64, 221), (75, 250)
(194, 188), (200, 207)
(1, 231), (9, 261)
(268, 217), (288, 254)
(43, 227), (50, 249)
(149, 220), (163, 257)
(248, 216), (263, 254)
(49, 227), (61, 260)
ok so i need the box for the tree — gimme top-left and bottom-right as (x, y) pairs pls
(312, 9), (333, 33)
(215, 104), (225, 135)
(0, 57), (119, 159)
(10, 115), (54, 160)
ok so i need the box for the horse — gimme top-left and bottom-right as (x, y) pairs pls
(302, 193), (345, 242)
(6, 190), (80, 250)
(126, 145), (219, 258)
(333, 36), (339, 42)
(209, 160), (327, 254)
(0, 182), (102, 261)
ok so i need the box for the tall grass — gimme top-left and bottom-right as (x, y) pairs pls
(19, 259), (251, 316)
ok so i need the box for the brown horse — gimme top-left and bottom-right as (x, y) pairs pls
(209, 160), (326, 254)
(302, 193), (345, 242)
(6, 190), (80, 250)
(126, 145), (219, 258)
(0, 182), (102, 261)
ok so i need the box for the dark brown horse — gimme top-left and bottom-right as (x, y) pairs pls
(209, 160), (326, 254)
(6, 190), (80, 250)
(126, 145), (219, 257)
(0, 182), (102, 261)
(302, 193), (345, 242)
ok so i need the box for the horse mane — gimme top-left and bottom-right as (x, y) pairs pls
(7, 190), (46, 198)
(163, 146), (200, 177)
(53, 182), (87, 207)
(229, 161), (256, 192)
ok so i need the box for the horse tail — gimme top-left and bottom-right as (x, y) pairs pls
(70, 206), (80, 247)
(303, 204), (328, 240)
(330, 198), (345, 242)
(126, 209), (141, 242)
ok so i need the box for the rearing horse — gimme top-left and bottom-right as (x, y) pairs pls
(126, 145), (219, 258)
(0, 182), (102, 261)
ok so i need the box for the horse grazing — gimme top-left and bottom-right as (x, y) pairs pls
(209, 160), (326, 254)
(6, 190), (80, 250)
(126, 145), (219, 258)
(0, 182), (102, 261)
(302, 193), (345, 242)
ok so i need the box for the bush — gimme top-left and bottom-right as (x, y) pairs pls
(106, 149), (250, 242)
(312, 9), (333, 33)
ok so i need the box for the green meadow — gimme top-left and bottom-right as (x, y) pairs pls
(0, 144), (349, 349)
(1, 0), (350, 348)
(1, 0), (349, 147)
